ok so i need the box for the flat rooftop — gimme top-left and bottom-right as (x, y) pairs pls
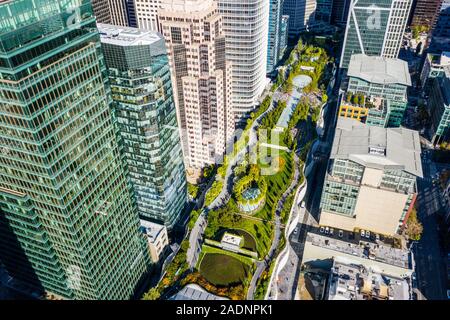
(139, 220), (166, 243)
(348, 54), (412, 87)
(306, 232), (412, 270)
(221, 233), (242, 246)
(98, 24), (163, 47)
(328, 257), (411, 300)
(169, 284), (228, 300)
(331, 118), (423, 177)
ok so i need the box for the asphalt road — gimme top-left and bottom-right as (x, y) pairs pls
(414, 150), (448, 300)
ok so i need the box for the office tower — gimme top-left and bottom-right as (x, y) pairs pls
(316, 0), (333, 23)
(340, 0), (412, 69)
(267, 0), (285, 73)
(0, 0), (151, 299)
(420, 52), (450, 91)
(429, 1), (450, 54)
(409, 0), (443, 29)
(331, 0), (350, 26)
(283, 0), (317, 36)
(126, 0), (138, 27)
(158, 0), (235, 177)
(280, 15), (290, 54)
(429, 70), (450, 145)
(342, 54), (411, 127)
(319, 118), (423, 236)
(135, 0), (161, 31)
(99, 25), (187, 229)
(218, 0), (270, 120)
(91, 0), (131, 26)
(91, 0), (113, 24)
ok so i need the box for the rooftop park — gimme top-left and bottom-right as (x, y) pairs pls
(144, 36), (334, 301)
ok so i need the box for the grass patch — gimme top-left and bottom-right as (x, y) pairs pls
(256, 150), (294, 222)
(199, 253), (250, 286)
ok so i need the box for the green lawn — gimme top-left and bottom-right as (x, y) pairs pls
(199, 253), (250, 286)
(256, 149), (294, 222)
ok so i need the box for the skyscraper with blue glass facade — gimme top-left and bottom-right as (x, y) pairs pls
(99, 24), (187, 229)
(267, 0), (285, 73)
(0, 0), (150, 299)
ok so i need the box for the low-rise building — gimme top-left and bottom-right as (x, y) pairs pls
(140, 220), (169, 263)
(347, 54), (411, 127)
(319, 118), (423, 236)
(220, 233), (243, 253)
(327, 257), (411, 300)
(302, 232), (414, 278)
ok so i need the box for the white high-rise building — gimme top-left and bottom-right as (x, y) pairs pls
(159, 0), (235, 179)
(135, 0), (161, 30)
(217, 0), (270, 121)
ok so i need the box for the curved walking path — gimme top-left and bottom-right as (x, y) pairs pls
(247, 153), (301, 300)
(187, 90), (279, 269)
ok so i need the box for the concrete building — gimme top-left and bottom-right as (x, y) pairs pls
(283, 0), (317, 36)
(267, 0), (285, 74)
(429, 70), (450, 145)
(0, 0), (150, 299)
(340, 0), (413, 69)
(158, 0), (235, 177)
(327, 258), (411, 300)
(134, 0), (161, 31)
(220, 233), (243, 253)
(302, 232), (414, 278)
(346, 54), (411, 127)
(218, 0), (270, 121)
(319, 118), (423, 236)
(99, 25), (187, 229)
(140, 220), (169, 263)
(91, 0), (131, 26)
(409, 0), (444, 30)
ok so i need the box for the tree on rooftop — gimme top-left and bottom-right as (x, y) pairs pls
(405, 207), (423, 241)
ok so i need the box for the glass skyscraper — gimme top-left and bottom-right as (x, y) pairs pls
(267, 0), (284, 74)
(282, 0), (317, 37)
(99, 24), (187, 229)
(0, 0), (150, 299)
(340, 0), (412, 68)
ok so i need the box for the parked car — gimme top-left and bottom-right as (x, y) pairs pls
(361, 230), (365, 237)
(294, 227), (299, 235)
(376, 234), (380, 241)
(320, 226), (324, 233)
(338, 230), (344, 238)
(366, 231), (371, 239)
(300, 201), (306, 208)
(329, 228), (334, 235)
(325, 227), (330, 234)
